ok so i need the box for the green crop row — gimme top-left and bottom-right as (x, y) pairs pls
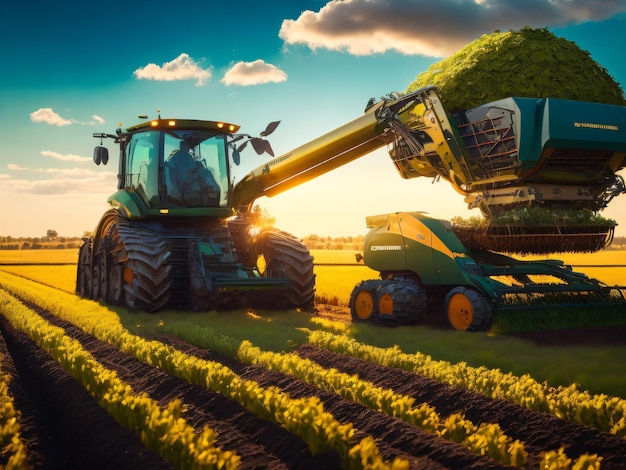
(0, 288), (239, 469)
(309, 330), (626, 438)
(0, 272), (407, 469)
(237, 340), (528, 467)
(0, 351), (28, 469)
(118, 317), (603, 469)
(165, 323), (601, 468)
(0, 271), (610, 467)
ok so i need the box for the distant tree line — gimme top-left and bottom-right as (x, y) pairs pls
(2, 221), (624, 252)
(301, 234), (365, 251)
(606, 236), (626, 250)
(0, 231), (83, 250)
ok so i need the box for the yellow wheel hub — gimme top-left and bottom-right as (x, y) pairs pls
(353, 290), (375, 320)
(447, 292), (474, 330)
(378, 293), (394, 315)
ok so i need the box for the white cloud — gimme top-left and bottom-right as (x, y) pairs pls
(133, 53), (212, 86)
(279, 0), (626, 57)
(23, 176), (113, 195)
(3, 164), (116, 196)
(41, 150), (91, 163)
(29, 108), (105, 126)
(221, 60), (288, 86)
(30, 108), (73, 126)
(7, 164), (26, 171)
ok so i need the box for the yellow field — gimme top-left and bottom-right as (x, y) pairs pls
(1, 248), (624, 307)
(310, 250), (364, 264)
(0, 249), (78, 264)
(0, 265), (77, 293)
(512, 251), (626, 287)
(518, 250), (626, 266)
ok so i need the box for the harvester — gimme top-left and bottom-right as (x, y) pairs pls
(350, 211), (625, 333)
(79, 86), (626, 331)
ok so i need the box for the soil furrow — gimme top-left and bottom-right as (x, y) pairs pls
(294, 344), (626, 469)
(0, 314), (170, 469)
(33, 307), (331, 470)
(0, 318), (56, 469)
(2, 293), (625, 469)
(34, 307), (508, 469)
(147, 333), (509, 469)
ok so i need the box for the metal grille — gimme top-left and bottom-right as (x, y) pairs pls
(541, 148), (614, 173)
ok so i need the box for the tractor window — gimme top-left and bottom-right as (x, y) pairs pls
(163, 132), (228, 208)
(126, 132), (159, 205)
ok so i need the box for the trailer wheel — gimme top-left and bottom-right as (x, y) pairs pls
(377, 279), (428, 324)
(445, 287), (493, 331)
(350, 281), (380, 321)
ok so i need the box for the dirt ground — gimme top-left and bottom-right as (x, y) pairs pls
(1, 303), (625, 469)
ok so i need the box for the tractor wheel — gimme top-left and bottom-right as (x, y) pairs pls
(376, 279), (428, 324)
(94, 241), (109, 302)
(257, 230), (315, 309)
(108, 266), (124, 306)
(92, 253), (103, 301)
(76, 241), (92, 298)
(445, 287), (493, 331)
(116, 222), (171, 312)
(105, 222), (126, 307)
(350, 280), (385, 322)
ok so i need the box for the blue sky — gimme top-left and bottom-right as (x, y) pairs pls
(1, 0), (626, 238)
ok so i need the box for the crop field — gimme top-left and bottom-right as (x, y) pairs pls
(0, 248), (624, 300)
(0, 250), (625, 468)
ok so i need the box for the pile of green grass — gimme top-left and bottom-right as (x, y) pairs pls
(407, 27), (626, 113)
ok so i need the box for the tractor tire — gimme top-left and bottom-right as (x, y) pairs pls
(93, 240), (108, 302)
(108, 265), (124, 306)
(376, 279), (428, 324)
(77, 211), (171, 312)
(444, 286), (493, 331)
(257, 230), (315, 309)
(104, 222), (126, 307)
(76, 240), (92, 298)
(115, 222), (171, 312)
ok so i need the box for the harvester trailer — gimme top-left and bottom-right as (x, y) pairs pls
(350, 211), (625, 333)
(79, 86), (626, 331)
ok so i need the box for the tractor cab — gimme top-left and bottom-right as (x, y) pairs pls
(94, 119), (240, 217)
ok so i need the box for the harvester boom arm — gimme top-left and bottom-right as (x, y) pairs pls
(231, 86), (444, 209)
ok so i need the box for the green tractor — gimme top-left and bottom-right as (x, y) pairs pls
(77, 118), (315, 311)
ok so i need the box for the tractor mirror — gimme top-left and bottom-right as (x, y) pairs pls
(231, 147), (241, 166)
(93, 146), (109, 165)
